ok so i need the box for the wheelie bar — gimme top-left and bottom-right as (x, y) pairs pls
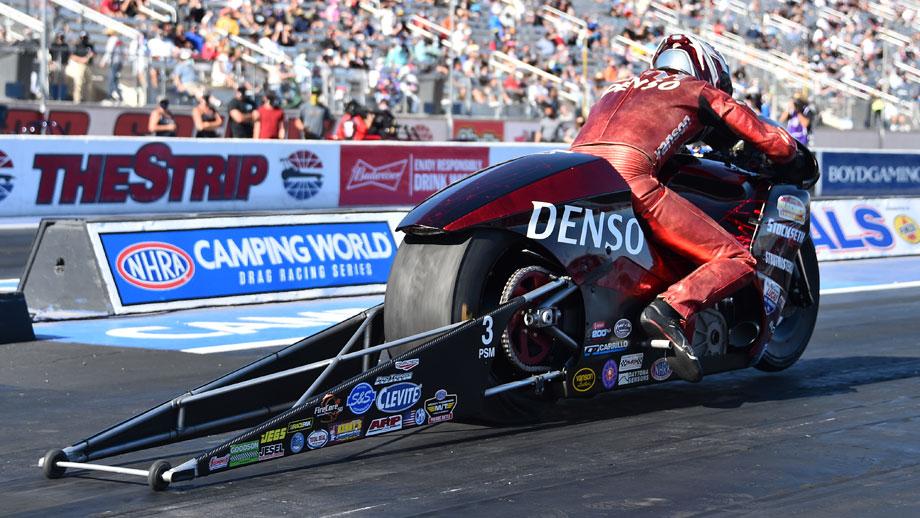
(39, 277), (572, 490)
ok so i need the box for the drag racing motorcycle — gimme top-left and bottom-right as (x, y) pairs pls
(38, 136), (819, 491)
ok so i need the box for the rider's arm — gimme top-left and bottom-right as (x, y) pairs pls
(699, 85), (797, 164)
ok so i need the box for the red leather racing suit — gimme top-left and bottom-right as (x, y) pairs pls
(571, 69), (796, 324)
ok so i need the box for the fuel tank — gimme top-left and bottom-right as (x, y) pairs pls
(397, 151), (631, 233)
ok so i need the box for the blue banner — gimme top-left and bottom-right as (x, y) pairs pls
(821, 151), (920, 196)
(99, 222), (397, 306)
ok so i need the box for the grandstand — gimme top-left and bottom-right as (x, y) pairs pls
(0, 0), (918, 135)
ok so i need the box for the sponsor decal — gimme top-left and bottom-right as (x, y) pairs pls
(346, 382), (376, 415)
(821, 151), (920, 196)
(618, 353), (644, 372)
(287, 418), (314, 433)
(583, 340), (629, 357)
(654, 115), (691, 161)
(810, 203), (894, 255)
(209, 454), (229, 471)
(424, 389), (458, 424)
(366, 415), (403, 436)
(762, 276), (782, 315)
(0, 150), (14, 203)
(33, 142), (268, 205)
(573, 368), (596, 392)
(650, 357), (672, 381)
(776, 195), (807, 224)
(260, 427), (287, 444)
(763, 251), (794, 274)
(98, 221), (398, 307)
(280, 150), (324, 201)
(259, 443), (285, 461)
(307, 429), (329, 449)
(376, 382), (423, 413)
(401, 408), (428, 428)
(591, 320), (611, 340)
(478, 346), (496, 359)
(289, 432), (305, 454)
(115, 242), (195, 291)
(329, 419), (363, 443)
(601, 359), (618, 390)
(526, 202), (646, 255)
(314, 395), (343, 423)
(894, 215), (920, 244)
(617, 370), (649, 386)
(394, 358), (419, 371)
(339, 146), (488, 205)
(763, 218), (806, 244)
(374, 372), (413, 385)
(614, 319), (632, 339)
(228, 440), (259, 467)
(604, 75), (684, 95)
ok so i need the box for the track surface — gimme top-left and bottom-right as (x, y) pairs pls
(2, 284), (920, 516)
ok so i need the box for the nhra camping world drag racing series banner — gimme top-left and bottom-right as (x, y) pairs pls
(819, 150), (920, 196)
(810, 197), (920, 261)
(86, 213), (406, 313)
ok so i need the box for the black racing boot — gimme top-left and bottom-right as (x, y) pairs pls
(640, 298), (703, 382)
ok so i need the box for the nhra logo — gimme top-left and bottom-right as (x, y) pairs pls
(346, 159), (407, 192)
(0, 150), (13, 203)
(281, 150), (324, 200)
(376, 382), (422, 413)
(115, 242), (195, 290)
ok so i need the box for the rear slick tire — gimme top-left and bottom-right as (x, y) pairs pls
(755, 236), (820, 372)
(384, 230), (562, 425)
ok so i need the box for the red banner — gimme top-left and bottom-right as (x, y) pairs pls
(339, 144), (488, 206)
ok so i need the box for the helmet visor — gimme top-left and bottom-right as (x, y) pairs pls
(653, 49), (698, 79)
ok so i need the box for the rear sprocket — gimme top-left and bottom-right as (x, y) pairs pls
(499, 266), (557, 373)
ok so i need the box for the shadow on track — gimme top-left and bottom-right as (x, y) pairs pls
(176, 355), (920, 491)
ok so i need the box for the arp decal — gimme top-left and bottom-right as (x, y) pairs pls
(526, 202), (645, 254)
(366, 415), (403, 436)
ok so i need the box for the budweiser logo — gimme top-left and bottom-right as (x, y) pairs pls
(346, 159), (408, 191)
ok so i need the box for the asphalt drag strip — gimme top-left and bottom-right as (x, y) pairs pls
(1, 285), (919, 516)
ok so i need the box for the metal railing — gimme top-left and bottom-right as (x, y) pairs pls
(0, 3), (43, 34)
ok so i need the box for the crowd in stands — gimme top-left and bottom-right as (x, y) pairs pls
(3, 0), (918, 137)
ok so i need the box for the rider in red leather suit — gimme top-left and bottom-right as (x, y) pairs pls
(570, 34), (797, 381)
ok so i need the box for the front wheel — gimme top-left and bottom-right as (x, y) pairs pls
(756, 236), (820, 371)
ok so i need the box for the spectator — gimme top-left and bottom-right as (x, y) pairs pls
(215, 9), (241, 37)
(227, 86), (255, 138)
(48, 33), (70, 100)
(192, 92), (223, 138)
(98, 29), (125, 103)
(334, 101), (371, 140)
(66, 32), (94, 104)
(534, 104), (560, 142)
(148, 97), (177, 136)
(778, 94), (813, 145)
(172, 49), (203, 99)
(253, 93), (286, 139)
(210, 51), (236, 88)
(294, 90), (334, 139)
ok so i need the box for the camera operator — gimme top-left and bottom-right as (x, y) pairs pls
(367, 100), (397, 140)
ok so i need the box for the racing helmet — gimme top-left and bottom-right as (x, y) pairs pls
(652, 33), (732, 95)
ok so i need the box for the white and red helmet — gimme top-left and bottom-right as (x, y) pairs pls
(652, 33), (732, 95)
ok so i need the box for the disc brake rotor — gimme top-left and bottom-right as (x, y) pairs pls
(500, 266), (555, 373)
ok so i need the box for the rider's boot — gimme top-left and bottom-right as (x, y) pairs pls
(640, 298), (703, 382)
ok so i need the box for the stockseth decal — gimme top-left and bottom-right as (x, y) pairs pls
(614, 319), (632, 339)
(374, 372), (413, 385)
(116, 242), (195, 290)
(777, 195), (807, 224)
(307, 429), (329, 449)
(618, 353), (644, 372)
(366, 415), (403, 436)
(289, 432), (305, 453)
(763, 219), (806, 243)
(376, 382), (423, 413)
(346, 382), (376, 415)
(526, 202), (645, 254)
(601, 359), (618, 390)
(424, 389), (458, 424)
(573, 368), (596, 392)
(617, 370), (649, 386)
(583, 340), (629, 357)
(650, 357), (672, 381)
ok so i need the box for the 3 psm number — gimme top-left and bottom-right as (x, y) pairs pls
(481, 316), (494, 345)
